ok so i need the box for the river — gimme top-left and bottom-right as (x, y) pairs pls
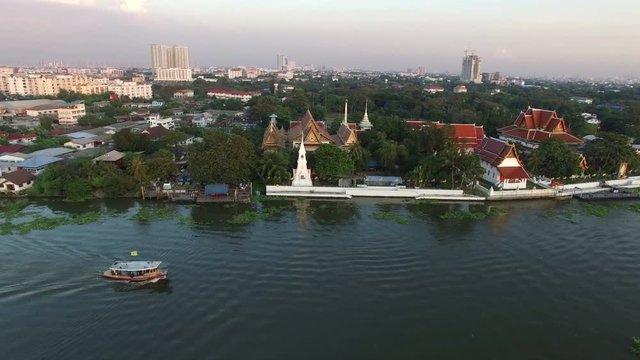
(1, 198), (640, 360)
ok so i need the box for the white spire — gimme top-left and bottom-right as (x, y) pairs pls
(292, 131), (312, 186)
(359, 98), (373, 131)
(343, 99), (348, 125)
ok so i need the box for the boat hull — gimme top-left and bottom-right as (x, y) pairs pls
(102, 269), (168, 282)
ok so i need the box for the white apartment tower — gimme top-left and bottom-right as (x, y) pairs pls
(461, 52), (482, 84)
(150, 44), (192, 82)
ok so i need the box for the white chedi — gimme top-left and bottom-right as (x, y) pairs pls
(292, 134), (312, 186)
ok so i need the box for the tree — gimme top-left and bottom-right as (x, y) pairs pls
(314, 144), (354, 183)
(257, 151), (291, 185)
(188, 131), (256, 185)
(113, 129), (150, 152)
(78, 114), (116, 127)
(39, 116), (54, 131)
(409, 143), (484, 188)
(145, 151), (178, 181)
(128, 156), (150, 184)
(583, 133), (640, 175)
(526, 138), (580, 178)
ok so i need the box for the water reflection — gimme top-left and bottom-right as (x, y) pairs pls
(109, 279), (172, 294)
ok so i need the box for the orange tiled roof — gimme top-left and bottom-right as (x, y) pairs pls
(498, 107), (583, 145)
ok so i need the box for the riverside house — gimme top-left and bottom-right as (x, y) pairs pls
(0, 169), (36, 193)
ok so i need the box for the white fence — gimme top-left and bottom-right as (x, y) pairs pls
(266, 185), (463, 198)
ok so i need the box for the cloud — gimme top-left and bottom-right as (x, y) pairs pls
(120, 0), (147, 13)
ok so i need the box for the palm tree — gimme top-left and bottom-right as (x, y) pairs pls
(128, 156), (149, 185)
(257, 151), (290, 185)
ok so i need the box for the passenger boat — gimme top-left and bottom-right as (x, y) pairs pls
(102, 261), (168, 282)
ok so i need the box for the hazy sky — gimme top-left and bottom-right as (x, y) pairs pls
(2, 0), (639, 77)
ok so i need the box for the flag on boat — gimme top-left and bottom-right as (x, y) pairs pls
(130, 250), (138, 257)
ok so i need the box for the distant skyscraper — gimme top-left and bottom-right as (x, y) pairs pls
(150, 44), (192, 82)
(277, 54), (288, 71)
(461, 52), (482, 84)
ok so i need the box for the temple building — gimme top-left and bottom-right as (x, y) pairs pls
(498, 107), (583, 149)
(474, 137), (529, 190)
(405, 120), (485, 151)
(331, 99), (359, 148)
(261, 114), (287, 151)
(433, 122), (485, 152)
(261, 99), (367, 152)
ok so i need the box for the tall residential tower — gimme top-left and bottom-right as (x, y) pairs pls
(150, 44), (192, 82)
(460, 51), (482, 84)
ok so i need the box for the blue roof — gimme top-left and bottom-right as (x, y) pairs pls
(204, 184), (228, 195)
(18, 156), (63, 169)
(65, 131), (96, 139)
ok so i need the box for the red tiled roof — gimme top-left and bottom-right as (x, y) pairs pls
(6, 133), (37, 140)
(434, 122), (485, 150)
(0, 145), (25, 154)
(475, 137), (518, 167)
(498, 166), (529, 180)
(499, 107), (583, 145)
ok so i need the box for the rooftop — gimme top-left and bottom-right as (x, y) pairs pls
(18, 155), (63, 169)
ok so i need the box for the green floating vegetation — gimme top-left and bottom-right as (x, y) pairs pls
(129, 206), (176, 222)
(227, 210), (260, 225)
(177, 215), (195, 225)
(225, 206), (289, 225)
(631, 336), (640, 358)
(544, 208), (579, 223)
(15, 216), (69, 235)
(69, 211), (102, 225)
(373, 210), (409, 225)
(0, 200), (30, 220)
(261, 206), (286, 219)
(582, 203), (609, 217)
(440, 210), (487, 221)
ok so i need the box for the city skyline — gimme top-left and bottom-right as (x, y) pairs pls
(1, 0), (640, 78)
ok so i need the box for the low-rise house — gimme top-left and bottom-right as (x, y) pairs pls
(0, 169), (36, 193)
(29, 147), (75, 158)
(474, 137), (529, 190)
(173, 89), (194, 98)
(93, 150), (125, 167)
(65, 131), (97, 139)
(142, 126), (171, 141)
(64, 137), (96, 150)
(424, 85), (445, 94)
(148, 116), (175, 129)
(18, 155), (63, 174)
(0, 145), (25, 154)
(206, 89), (260, 102)
(453, 85), (468, 93)
(0, 152), (29, 163)
(5, 133), (37, 145)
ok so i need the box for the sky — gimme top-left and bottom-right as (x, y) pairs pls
(1, 0), (639, 78)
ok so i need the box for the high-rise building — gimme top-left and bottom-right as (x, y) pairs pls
(150, 44), (192, 82)
(277, 54), (288, 71)
(461, 52), (482, 84)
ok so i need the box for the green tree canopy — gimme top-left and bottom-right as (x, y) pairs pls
(526, 138), (580, 178)
(78, 114), (116, 127)
(583, 133), (640, 175)
(314, 144), (354, 183)
(257, 150), (291, 185)
(113, 129), (151, 152)
(188, 131), (256, 185)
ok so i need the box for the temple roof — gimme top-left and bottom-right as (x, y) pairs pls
(434, 122), (485, 150)
(288, 110), (333, 144)
(498, 107), (583, 145)
(475, 137), (529, 179)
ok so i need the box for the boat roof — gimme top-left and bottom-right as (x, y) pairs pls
(109, 261), (161, 271)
